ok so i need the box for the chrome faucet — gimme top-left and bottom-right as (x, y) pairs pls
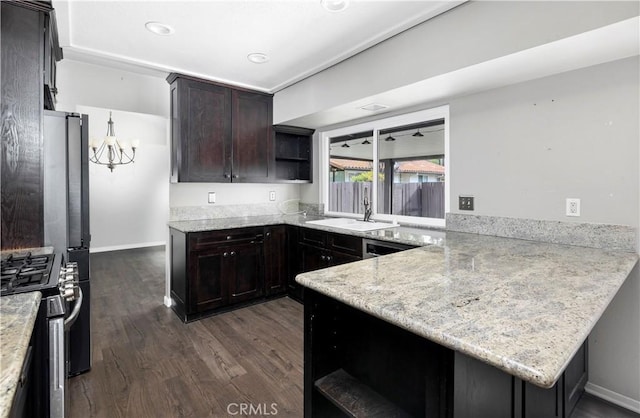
(363, 188), (372, 222)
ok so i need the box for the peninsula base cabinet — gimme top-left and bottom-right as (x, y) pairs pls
(304, 289), (588, 418)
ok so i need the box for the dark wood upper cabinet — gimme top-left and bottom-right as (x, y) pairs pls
(1, 1), (59, 250)
(168, 73), (273, 183)
(274, 125), (314, 183)
(170, 77), (232, 182)
(43, 8), (62, 110)
(232, 90), (273, 182)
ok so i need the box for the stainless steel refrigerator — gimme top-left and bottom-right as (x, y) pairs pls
(43, 110), (92, 376)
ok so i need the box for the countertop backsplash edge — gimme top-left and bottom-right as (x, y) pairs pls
(446, 213), (637, 253)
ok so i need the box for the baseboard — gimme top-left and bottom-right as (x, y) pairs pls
(585, 382), (640, 414)
(163, 295), (172, 308)
(90, 241), (166, 253)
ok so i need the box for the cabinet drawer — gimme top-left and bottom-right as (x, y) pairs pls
(189, 227), (264, 250)
(328, 233), (362, 257)
(299, 228), (327, 247)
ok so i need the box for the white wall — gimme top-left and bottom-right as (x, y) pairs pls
(78, 106), (169, 251)
(56, 60), (170, 251)
(170, 182), (299, 207)
(449, 58), (639, 226)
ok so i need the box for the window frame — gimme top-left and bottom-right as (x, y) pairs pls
(320, 105), (450, 228)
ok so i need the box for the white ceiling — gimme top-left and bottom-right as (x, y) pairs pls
(52, 0), (462, 93)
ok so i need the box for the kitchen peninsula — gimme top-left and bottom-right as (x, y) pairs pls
(296, 232), (638, 418)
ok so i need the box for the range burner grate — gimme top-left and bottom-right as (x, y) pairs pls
(1, 251), (55, 294)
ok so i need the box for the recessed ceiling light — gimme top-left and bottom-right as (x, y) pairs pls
(360, 103), (389, 111)
(321, 0), (350, 12)
(247, 53), (269, 64)
(145, 21), (174, 36)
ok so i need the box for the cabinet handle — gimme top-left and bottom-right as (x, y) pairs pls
(231, 251), (236, 256)
(266, 232), (271, 237)
(327, 256), (332, 262)
(320, 255), (326, 261)
(227, 236), (232, 240)
(224, 252), (229, 257)
(232, 174), (238, 179)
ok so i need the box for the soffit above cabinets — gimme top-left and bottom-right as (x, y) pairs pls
(283, 16), (640, 129)
(52, 0), (463, 93)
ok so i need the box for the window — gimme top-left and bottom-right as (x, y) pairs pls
(322, 106), (449, 227)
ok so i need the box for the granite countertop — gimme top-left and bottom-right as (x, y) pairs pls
(295, 231), (638, 389)
(0, 292), (42, 418)
(167, 214), (446, 248)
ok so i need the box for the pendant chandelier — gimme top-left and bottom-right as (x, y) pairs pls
(89, 111), (139, 172)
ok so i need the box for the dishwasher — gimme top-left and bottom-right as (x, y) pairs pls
(362, 238), (415, 259)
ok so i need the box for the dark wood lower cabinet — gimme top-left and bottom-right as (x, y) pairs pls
(170, 224), (365, 320)
(305, 289), (452, 418)
(170, 226), (265, 322)
(264, 225), (289, 296)
(228, 241), (264, 304)
(294, 229), (363, 303)
(563, 343), (588, 417)
(305, 288), (588, 418)
(190, 247), (227, 312)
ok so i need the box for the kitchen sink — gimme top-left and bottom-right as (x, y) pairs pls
(305, 218), (399, 232)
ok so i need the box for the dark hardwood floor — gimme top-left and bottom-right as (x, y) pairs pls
(70, 247), (639, 418)
(69, 247), (303, 418)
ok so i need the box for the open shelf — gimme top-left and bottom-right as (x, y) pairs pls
(275, 156), (309, 162)
(315, 369), (412, 418)
(305, 290), (452, 418)
(274, 124), (314, 183)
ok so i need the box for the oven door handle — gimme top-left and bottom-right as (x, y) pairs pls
(64, 287), (83, 330)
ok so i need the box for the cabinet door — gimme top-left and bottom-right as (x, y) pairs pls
(564, 341), (587, 417)
(1, 3), (45, 250)
(43, 11), (61, 110)
(454, 352), (513, 418)
(264, 226), (288, 296)
(179, 79), (232, 182)
(228, 242), (264, 304)
(189, 248), (228, 313)
(328, 251), (361, 267)
(287, 227), (304, 301)
(299, 243), (328, 273)
(524, 381), (560, 418)
(231, 90), (273, 182)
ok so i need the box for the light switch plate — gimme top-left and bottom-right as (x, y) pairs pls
(459, 195), (474, 211)
(208, 192), (216, 204)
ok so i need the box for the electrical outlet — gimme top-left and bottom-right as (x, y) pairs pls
(208, 192), (216, 204)
(269, 191), (276, 201)
(459, 196), (474, 211)
(566, 198), (580, 217)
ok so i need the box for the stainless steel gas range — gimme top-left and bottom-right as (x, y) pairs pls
(1, 247), (81, 418)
